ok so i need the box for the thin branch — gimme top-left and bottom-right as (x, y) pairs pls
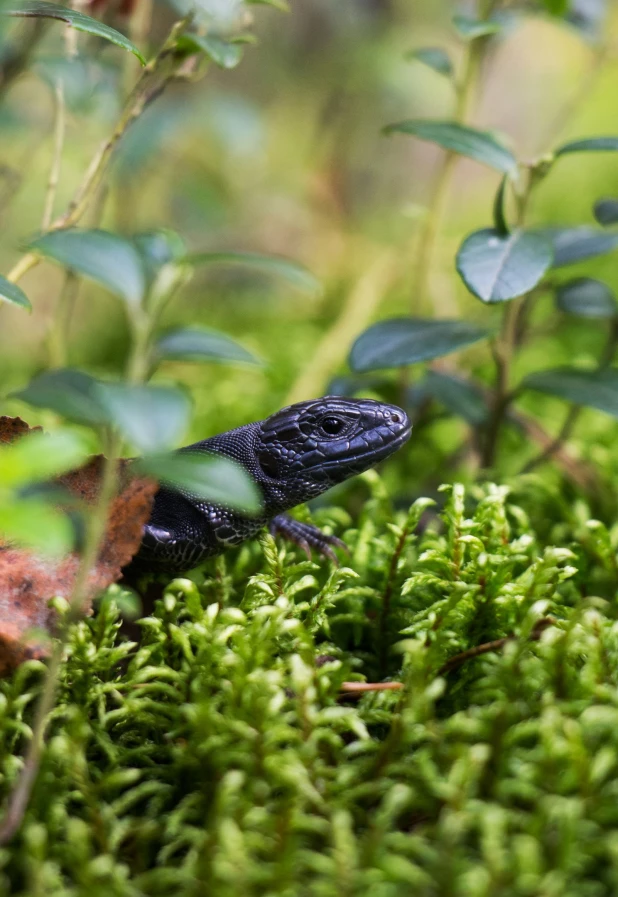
(437, 617), (555, 677)
(521, 318), (618, 475)
(5, 17), (190, 288)
(339, 681), (403, 698)
(0, 435), (121, 845)
(41, 80), (66, 231)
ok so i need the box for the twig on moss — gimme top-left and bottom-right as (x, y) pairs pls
(437, 616), (555, 677)
(340, 681), (403, 695)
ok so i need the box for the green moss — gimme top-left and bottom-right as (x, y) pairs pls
(1, 476), (618, 895)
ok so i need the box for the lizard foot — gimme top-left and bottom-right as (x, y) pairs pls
(269, 514), (348, 564)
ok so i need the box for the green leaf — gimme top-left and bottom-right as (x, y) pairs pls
(182, 251), (321, 294)
(96, 384), (191, 453)
(134, 229), (186, 279)
(406, 47), (453, 77)
(5, 2), (145, 64)
(0, 274), (31, 310)
(423, 371), (489, 425)
(452, 14), (502, 39)
(541, 227), (618, 267)
(136, 452), (262, 514)
(556, 278), (617, 318)
(541, 0), (569, 14)
(594, 198), (618, 227)
(456, 228), (553, 303)
(29, 229), (147, 306)
(246, 0), (289, 9)
(11, 369), (109, 427)
(382, 120), (517, 174)
(524, 367), (618, 418)
(155, 327), (262, 367)
(177, 33), (244, 69)
(0, 430), (88, 487)
(0, 500), (73, 556)
(349, 318), (489, 373)
(556, 136), (618, 156)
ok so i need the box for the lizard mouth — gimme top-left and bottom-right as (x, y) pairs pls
(307, 421), (412, 473)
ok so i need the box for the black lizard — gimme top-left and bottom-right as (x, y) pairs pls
(137, 396), (411, 571)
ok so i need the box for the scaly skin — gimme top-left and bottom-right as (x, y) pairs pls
(137, 396), (411, 571)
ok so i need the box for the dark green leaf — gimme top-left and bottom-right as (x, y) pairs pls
(452, 14), (502, 39)
(493, 175), (509, 236)
(29, 229), (147, 306)
(542, 227), (618, 267)
(96, 384), (191, 453)
(382, 120), (516, 174)
(556, 278), (617, 318)
(349, 318), (489, 373)
(155, 327), (262, 367)
(11, 369), (109, 427)
(136, 452), (261, 514)
(182, 251), (321, 294)
(177, 33), (244, 69)
(0, 274), (31, 310)
(456, 228), (553, 303)
(406, 47), (453, 77)
(423, 371), (489, 425)
(524, 367), (618, 418)
(593, 198), (618, 226)
(556, 136), (618, 156)
(6, 2), (145, 64)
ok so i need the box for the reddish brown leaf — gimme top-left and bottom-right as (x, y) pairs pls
(0, 418), (156, 674)
(0, 416), (42, 445)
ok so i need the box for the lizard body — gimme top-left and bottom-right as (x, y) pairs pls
(137, 396), (411, 571)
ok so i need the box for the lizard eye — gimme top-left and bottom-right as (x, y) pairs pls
(320, 415), (345, 436)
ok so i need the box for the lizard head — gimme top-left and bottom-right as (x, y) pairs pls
(255, 396), (411, 505)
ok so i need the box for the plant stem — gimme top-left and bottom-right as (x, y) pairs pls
(284, 250), (395, 404)
(412, 5), (489, 315)
(0, 264), (160, 840)
(5, 17), (190, 288)
(41, 80), (66, 231)
(521, 318), (618, 474)
(481, 298), (522, 468)
(47, 271), (79, 369)
(0, 429), (121, 845)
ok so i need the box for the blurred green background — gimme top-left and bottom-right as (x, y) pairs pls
(2, 0), (618, 497)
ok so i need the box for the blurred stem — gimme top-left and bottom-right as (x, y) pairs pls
(0, 263), (160, 838)
(0, 428), (121, 846)
(0, 19), (47, 98)
(521, 318), (618, 475)
(5, 17), (191, 289)
(284, 250), (395, 404)
(125, 0), (153, 91)
(481, 298), (522, 468)
(47, 271), (79, 369)
(41, 80), (65, 231)
(413, 11), (490, 314)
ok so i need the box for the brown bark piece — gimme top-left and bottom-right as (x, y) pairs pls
(0, 418), (157, 674)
